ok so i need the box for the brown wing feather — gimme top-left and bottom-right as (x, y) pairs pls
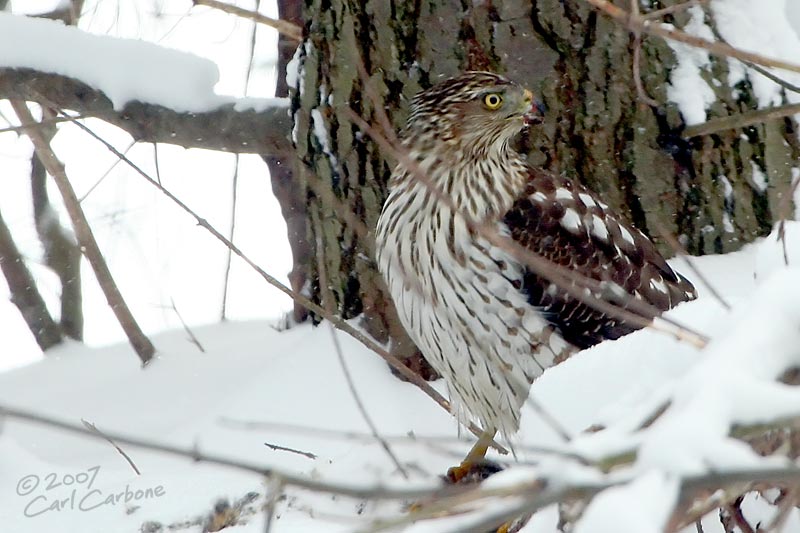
(503, 168), (696, 349)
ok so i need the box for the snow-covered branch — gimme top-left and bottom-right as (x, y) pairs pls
(0, 67), (291, 155)
(0, 14), (292, 155)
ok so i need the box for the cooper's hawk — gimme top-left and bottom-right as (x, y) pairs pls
(375, 72), (696, 454)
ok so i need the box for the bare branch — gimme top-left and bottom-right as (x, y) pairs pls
(81, 418), (141, 475)
(314, 211), (409, 478)
(192, 0), (302, 42)
(263, 441), (317, 460)
(630, 0), (659, 107)
(220, 155), (240, 321)
(0, 114), (79, 134)
(642, 0), (711, 20)
(0, 68), (292, 155)
(0, 404), (443, 500)
(683, 103), (800, 138)
(29, 107), (83, 340)
(11, 100), (155, 365)
(0, 207), (63, 351)
(166, 297), (206, 353)
(655, 224), (731, 310)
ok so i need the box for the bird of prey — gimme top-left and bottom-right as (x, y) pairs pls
(375, 71), (696, 469)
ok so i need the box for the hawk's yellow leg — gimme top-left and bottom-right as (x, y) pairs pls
(446, 429), (495, 483)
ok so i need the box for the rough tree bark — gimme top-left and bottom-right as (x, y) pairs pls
(284, 0), (799, 359)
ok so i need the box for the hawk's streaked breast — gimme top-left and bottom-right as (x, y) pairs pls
(375, 72), (696, 437)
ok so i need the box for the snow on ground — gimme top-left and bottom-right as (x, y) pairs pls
(0, 2), (294, 369)
(1, 225), (799, 532)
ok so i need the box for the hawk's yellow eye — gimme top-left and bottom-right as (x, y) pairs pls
(483, 93), (503, 110)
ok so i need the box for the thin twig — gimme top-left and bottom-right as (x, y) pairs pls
(0, 114), (80, 134)
(222, 4), (259, 321)
(263, 442), (317, 460)
(630, 0), (659, 107)
(707, 23), (800, 96)
(683, 103), (800, 138)
(742, 62), (800, 96)
(79, 139), (136, 203)
(221, 417), (591, 463)
(152, 143), (162, 185)
(775, 173), (800, 268)
(329, 321), (409, 478)
(0, 404), (440, 500)
(169, 297), (206, 353)
(192, 0), (302, 41)
(314, 213), (409, 479)
(11, 100), (155, 365)
(655, 224), (731, 310)
(81, 419), (141, 475)
(643, 0), (711, 20)
(525, 396), (573, 443)
(220, 154), (240, 321)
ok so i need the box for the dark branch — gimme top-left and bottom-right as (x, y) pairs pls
(0, 68), (292, 156)
(0, 207), (63, 351)
(12, 101), (155, 365)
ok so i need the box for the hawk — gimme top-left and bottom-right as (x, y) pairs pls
(375, 72), (696, 463)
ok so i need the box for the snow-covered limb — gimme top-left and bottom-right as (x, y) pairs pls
(0, 67), (291, 155)
(0, 14), (291, 155)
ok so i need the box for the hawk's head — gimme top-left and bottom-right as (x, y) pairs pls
(405, 72), (543, 154)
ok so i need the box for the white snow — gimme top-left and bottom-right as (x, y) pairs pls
(311, 108), (340, 171)
(666, 1), (800, 124)
(575, 471), (678, 533)
(712, 0), (800, 108)
(2, 1), (800, 531)
(666, 6), (717, 125)
(2, 224), (800, 532)
(0, 13), (241, 112)
(750, 160), (768, 192)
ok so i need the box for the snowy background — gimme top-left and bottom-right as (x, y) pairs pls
(1, 1), (800, 532)
(0, 0), (293, 370)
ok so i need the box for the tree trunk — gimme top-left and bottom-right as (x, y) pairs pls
(284, 0), (797, 358)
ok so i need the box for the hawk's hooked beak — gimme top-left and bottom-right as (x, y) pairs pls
(522, 88), (546, 126)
